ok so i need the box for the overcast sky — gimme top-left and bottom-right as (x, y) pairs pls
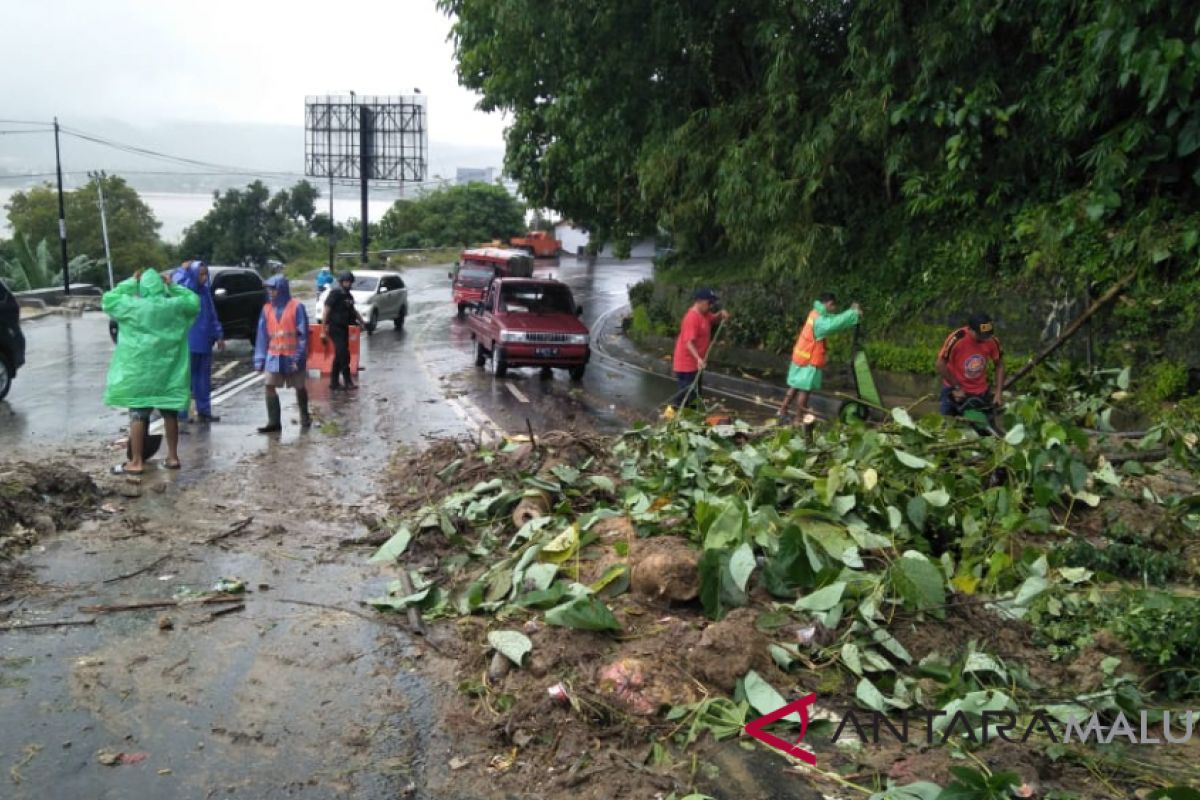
(0, 0), (506, 148)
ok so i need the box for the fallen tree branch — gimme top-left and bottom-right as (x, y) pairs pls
(205, 516), (254, 545)
(79, 594), (243, 614)
(102, 554), (172, 584)
(0, 618), (96, 632)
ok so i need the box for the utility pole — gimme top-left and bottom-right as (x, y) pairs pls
(358, 103), (372, 265)
(53, 117), (70, 295)
(328, 172), (335, 272)
(90, 171), (116, 289)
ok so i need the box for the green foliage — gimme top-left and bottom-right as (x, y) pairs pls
(936, 766), (1022, 800)
(1140, 361), (1190, 405)
(4, 175), (165, 280)
(1056, 537), (1182, 584)
(375, 183), (525, 250)
(180, 180), (326, 269)
(443, 0), (1200, 369)
(0, 234), (55, 290)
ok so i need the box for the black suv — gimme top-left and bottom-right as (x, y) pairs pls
(0, 281), (26, 401)
(109, 266), (268, 344)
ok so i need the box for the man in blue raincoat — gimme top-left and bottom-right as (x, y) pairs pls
(172, 261), (225, 423)
(103, 268), (199, 474)
(253, 275), (311, 433)
(315, 265), (334, 293)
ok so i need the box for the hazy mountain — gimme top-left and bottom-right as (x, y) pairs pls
(0, 117), (506, 193)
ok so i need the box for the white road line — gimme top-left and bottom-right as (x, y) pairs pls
(505, 383), (529, 403)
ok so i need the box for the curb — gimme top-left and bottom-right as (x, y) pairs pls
(591, 305), (852, 417)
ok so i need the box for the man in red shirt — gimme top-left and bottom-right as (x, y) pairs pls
(670, 288), (730, 410)
(936, 312), (1004, 416)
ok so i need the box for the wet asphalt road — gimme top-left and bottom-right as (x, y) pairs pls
(0, 257), (706, 456)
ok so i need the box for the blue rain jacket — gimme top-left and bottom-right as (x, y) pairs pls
(316, 267), (334, 292)
(253, 275), (308, 374)
(172, 262), (224, 354)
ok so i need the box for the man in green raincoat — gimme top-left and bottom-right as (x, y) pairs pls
(103, 268), (199, 474)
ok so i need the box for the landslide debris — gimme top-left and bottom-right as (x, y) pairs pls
(367, 392), (1200, 798)
(0, 462), (99, 562)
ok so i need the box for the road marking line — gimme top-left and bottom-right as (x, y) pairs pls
(505, 383), (529, 403)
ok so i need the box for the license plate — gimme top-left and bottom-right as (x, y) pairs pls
(534, 347), (559, 357)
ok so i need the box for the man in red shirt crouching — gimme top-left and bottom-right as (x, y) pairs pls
(936, 312), (1004, 416)
(670, 288), (730, 410)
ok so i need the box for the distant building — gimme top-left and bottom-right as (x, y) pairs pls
(456, 167), (497, 185)
(555, 221), (590, 255)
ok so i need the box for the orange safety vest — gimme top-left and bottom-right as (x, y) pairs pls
(791, 310), (826, 368)
(264, 300), (300, 356)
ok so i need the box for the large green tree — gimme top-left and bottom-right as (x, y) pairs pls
(5, 174), (166, 281)
(376, 182), (525, 249)
(441, 0), (1200, 362)
(180, 180), (323, 267)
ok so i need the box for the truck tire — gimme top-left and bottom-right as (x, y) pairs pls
(474, 341), (487, 367)
(568, 364), (586, 381)
(366, 309), (379, 334)
(490, 346), (508, 378)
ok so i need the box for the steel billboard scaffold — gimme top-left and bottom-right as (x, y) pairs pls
(304, 95), (428, 265)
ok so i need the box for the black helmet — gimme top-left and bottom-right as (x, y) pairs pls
(338, 271), (355, 284)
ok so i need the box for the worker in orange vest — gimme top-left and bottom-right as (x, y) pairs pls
(252, 275), (312, 433)
(777, 292), (862, 422)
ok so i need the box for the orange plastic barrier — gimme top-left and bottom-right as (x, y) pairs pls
(307, 324), (360, 375)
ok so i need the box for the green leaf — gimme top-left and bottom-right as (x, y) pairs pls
(538, 523), (580, 564)
(832, 494), (857, 516)
(890, 551), (946, 615)
(369, 526), (412, 563)
(762, 525), (817, 597)
(796, 581), (846, 612)
(1004, 424), (1026, 445)
(894, 449), (931, 469)
(728, 542), (756, 592)
(742, 669), (799, 722)
(704, 500), (746, 551)
(544, 595), (621, 631)
(921, 488), (950, 508)
(589, 563), (630, 595)
(587, 475), (616, 492)
(855, 677), (887, 712)
(698, 547), (750, 620)
(487, 630), (532, 666)
(550, 464), (580, 485)
(1148, 788), (1200, 800)
(891, 407), (916, 429)
(906, 496), (927, 531)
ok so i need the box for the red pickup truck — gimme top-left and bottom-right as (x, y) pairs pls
(466, 277), (590, 380)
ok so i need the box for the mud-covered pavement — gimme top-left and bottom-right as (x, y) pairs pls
(2, 257), (759, 799)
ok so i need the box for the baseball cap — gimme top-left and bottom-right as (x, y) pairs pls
(694, 288), (719, 302)
(967, 312), (995, 338)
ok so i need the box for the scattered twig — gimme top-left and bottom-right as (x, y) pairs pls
(337, 531), (393, 548)
(196, 603), (245, 624)
(526, 417), (538, 450)
(396, 570), (426, 635)
(267, 597), (401, 625)
(204, 516), (254, 545)
(102, 554), (172, 584)
(79, 594), (243, 614)
(0, 618), (96, 632)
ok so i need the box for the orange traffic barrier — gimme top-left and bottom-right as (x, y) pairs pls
(307, 324), (360, 375)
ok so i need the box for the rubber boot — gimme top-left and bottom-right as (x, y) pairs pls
(257, 395), (282, 434)
(297, 390), (312, 430)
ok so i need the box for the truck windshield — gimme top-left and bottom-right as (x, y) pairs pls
(458, 266), (495, 286)
(499, 284), (575, 315)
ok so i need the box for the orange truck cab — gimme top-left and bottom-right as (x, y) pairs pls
(451, 248), (535, 316)
(510, 230), (562, 258)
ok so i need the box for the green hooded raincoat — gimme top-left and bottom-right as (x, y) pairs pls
(102, 270), (200, 410)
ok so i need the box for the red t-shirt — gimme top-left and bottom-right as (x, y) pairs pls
(939, 327), (1003, 395)
(673, 308), (718, 372)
